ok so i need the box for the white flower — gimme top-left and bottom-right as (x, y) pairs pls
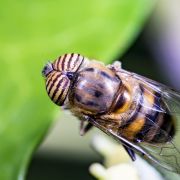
(89, 134), (163, 180)
(90, 163), (139, 180)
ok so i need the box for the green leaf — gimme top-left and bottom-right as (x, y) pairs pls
(0, 0), (156, 179)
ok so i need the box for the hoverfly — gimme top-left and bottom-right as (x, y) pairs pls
(42, 53), (180, 174)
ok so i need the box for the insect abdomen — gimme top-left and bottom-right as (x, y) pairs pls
(118, 84), (175, 143)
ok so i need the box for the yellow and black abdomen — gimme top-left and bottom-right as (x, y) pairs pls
(117, 84), (175, 143)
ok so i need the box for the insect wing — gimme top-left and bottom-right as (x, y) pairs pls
(88, 117), (180, 174)
(135, 111), (180, 173)
(119, 69), (180, 115)
(138, 138), (180, 173)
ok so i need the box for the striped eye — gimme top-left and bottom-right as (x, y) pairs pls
(45, 71), (70, 106)
(52, 53), (84, 72)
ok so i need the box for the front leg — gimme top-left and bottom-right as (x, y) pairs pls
(121, 143), (136, 161)
(79, 115), (94, 136)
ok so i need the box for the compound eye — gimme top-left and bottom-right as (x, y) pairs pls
(52, 53), (84, 72)
(45, 71), (70, 106)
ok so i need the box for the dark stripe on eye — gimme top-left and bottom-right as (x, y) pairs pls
(56, 56), (62, 70)
(84, 68), (94, 72)
(67, 53), (74, 69)
(76, 54), (80, 62)
(74, 54), (81, 70)
(51, 78), (64, 101)
(75, 54), (83, 72)
(61, 54), (67, 71)
(55, 78), (69, 105)
(47, 74), (61, 94)
(46, 72), (56, 89)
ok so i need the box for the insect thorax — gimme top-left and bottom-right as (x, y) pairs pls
(69, 62), (122, 115)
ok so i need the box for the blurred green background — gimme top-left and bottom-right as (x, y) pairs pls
(1, 0), (180, 179)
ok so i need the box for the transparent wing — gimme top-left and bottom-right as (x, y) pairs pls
(134, 111), (180, 173)
(88, 115), (180, 174)
(119, 69), (180, 114)
(87, 66), (180, 173)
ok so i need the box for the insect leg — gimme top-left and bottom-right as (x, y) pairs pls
(80, 121), (93, 136)
(121, 142), (136, 161)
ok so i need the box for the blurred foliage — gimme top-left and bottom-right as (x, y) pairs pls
(0, 0), (156, 179)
